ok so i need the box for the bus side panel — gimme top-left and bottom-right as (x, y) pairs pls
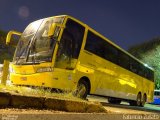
(93, 57), (119, 97)
(93, 56), (138, 100)
(142, 79), (154, 103)
(115, 67), (138, 100)
(78, 51), (98, 93)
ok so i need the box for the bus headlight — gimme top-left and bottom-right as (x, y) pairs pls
(9, 66), (15, 73)
(36, 67), (53, 73)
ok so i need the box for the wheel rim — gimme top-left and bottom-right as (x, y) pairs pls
(141, 95), (146, 106)
(77, 83), (87, 98)
(137, 94), (141, 106)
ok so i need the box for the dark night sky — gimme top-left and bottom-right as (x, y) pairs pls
(1, 0), (160, 50)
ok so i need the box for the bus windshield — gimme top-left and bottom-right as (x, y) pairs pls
(13, 17), (64, 64)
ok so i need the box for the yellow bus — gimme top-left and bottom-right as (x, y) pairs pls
(7, 15), (154, 107)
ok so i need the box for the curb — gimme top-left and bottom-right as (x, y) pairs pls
(0, 92), (11, 107)
(0, 92), (106, 113)
(11, 94), (45, 109)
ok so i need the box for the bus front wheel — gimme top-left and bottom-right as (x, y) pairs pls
(75, 80), (89, 99)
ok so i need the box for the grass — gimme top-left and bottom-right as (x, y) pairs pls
(0, 80), (106, 113)
(0, 84), (84, 102)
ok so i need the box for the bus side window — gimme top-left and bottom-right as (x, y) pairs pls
(104, 43), (118, 64)
(55, 18), (85, 69)
(85, 31), (118, 64)
(130, 59), (140, 74)
(118, 51), (130, 69)
(55, 29), (73, 69)
(65, 19), (85, 59)
(137, 63), (144, 77)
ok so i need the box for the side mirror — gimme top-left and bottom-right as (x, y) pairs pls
(48, 23), (65, 37)
(6, 30), (22, 45)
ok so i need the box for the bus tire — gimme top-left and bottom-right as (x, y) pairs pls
(136, 92), (142, 106)
(129, 93), (142, 106)
(140, 94), (147, 107)
(75, 79), (89, 99)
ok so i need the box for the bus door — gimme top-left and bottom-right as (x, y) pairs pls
(54, 18), (85, 90)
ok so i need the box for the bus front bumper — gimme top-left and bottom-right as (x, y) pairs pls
(10, 72), (55, 88)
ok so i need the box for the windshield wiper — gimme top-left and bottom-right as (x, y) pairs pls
(26, 39), (37, 64)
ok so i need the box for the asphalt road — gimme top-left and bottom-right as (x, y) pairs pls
(87, 95), (160, 114)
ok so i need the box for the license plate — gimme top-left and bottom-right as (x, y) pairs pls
(20, 77), (27, 81)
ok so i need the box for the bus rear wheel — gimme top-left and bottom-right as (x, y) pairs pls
(129, 93), (142, 106)
(140, 94), (147, 107)
(75, 80), (89, 99)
